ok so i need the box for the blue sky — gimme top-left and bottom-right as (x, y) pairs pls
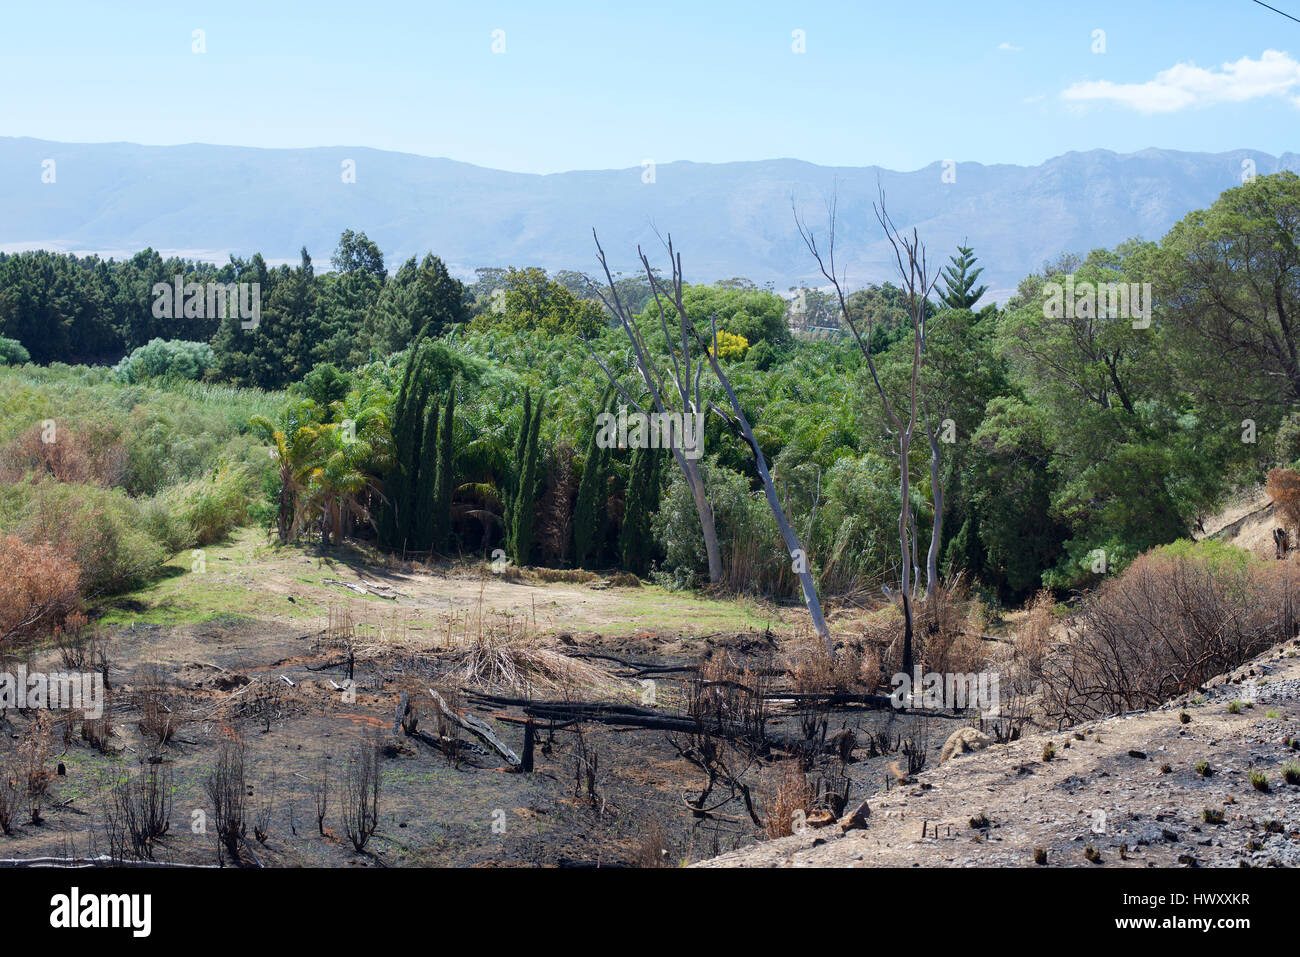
(3, 0), (1298, 173)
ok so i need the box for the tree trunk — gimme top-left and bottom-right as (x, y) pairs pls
(925, 423), (944, 599)
(898, 430), (915, 677)
(752, 446), (832, 652)
(677, 449), (723, 584)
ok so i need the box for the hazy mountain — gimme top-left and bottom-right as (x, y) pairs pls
(3, 138), (1296, 302)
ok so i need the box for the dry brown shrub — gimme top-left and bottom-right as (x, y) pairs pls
(533, 567), (598, 584)
(1267, 468), (1300, 532)
(19, 712), (54, 824)
(858, 604), (904, 676)
(0, 424), (126, 487)
(1014, 590), (1056, 678)
(1042, 548), (1300, 723)
(0, 757), (20, 835)
(136, 673), (180, 747)
(690, 652), (770, 745)
(0, 535), (81, 641)
(82, 692), (114, 753)
(916, 577), (987, 676)
(788, 642), (866, 695)
(632, 820), (670, 868)
(764, 760), (814, 838)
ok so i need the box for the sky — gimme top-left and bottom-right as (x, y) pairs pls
(2, 0), (1299, 174)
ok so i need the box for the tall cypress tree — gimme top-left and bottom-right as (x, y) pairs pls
(413, 393), (441, 550)
(380, 340), (427, 548)
(509, 389), (532, 503)
(572, 387), (614, 568)
(620, 442), (661, 575)
(509, 393), (544, 567)
(432, 381), (455, 553)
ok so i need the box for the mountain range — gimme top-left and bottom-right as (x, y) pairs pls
(4, 137), (1297, 302)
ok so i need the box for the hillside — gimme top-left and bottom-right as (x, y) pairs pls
(699, 637), (1300, 869)
(4, 138), (1299, 298)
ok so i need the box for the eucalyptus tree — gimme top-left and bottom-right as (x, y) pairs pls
(590, 234), (833, 650)
(584, 232), (724, 585)
(798, 190), (940, 675)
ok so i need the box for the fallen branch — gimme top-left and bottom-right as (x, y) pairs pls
(322, 578), (403, 600)
(428, 689), (520, 767)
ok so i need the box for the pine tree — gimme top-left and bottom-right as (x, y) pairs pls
(432, 381), (455, 553)
(572, 387), (613, 568)
(939, 243), (988, 310)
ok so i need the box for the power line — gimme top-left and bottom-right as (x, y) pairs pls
(1251, 0), (1300, 24)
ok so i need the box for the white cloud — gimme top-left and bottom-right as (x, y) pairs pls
(1061, 49), (1300, 113)
(997, 41), (1022, 52)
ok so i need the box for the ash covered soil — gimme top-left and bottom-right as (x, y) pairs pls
(0, 532), (969, 868)
(699, 637), (1300, 868)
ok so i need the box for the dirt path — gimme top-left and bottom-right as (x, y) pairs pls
(699, 638), (1300, 868)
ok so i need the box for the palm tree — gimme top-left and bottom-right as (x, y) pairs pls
(250, 399), (325, 544)
(308, 386), (392, 545)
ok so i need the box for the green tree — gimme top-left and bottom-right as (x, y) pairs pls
(508, 392), (545, 565)
(620, 442), (661, 575)
(938, 243), (989, 310)
(432, 382), (455, 553)
(572, 387), (614, 568)
(412, 393), (441, 550)
(362, 253), (467, 358)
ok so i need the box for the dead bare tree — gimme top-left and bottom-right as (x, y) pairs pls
(110, 763), (172, 861)
(797, 189), (941, 674)
(309, 755), (330, 835)
(583, 232), (723, 584)
(204, 738), (247, 863)
(586, 232), (832, 650)
(341, 737), (381, 852)
(634, 237), (833, 651)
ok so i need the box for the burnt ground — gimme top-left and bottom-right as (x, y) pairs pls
(700, 638), (1300, 868)
(0, 531), (973, 868)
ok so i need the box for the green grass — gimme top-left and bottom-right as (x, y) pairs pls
(93, 526), (786, 641)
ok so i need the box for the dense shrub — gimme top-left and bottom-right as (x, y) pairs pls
(0, 535), (80, 640)
(0, 336), (29, 366)
(113, 339), (215, 384)
(0, 422), (127, 487)
(1040, 540), (1300, 723)
(652, 460), (787, 593)
(0, 480), (166, 595)
(152, 462), (255, 548)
